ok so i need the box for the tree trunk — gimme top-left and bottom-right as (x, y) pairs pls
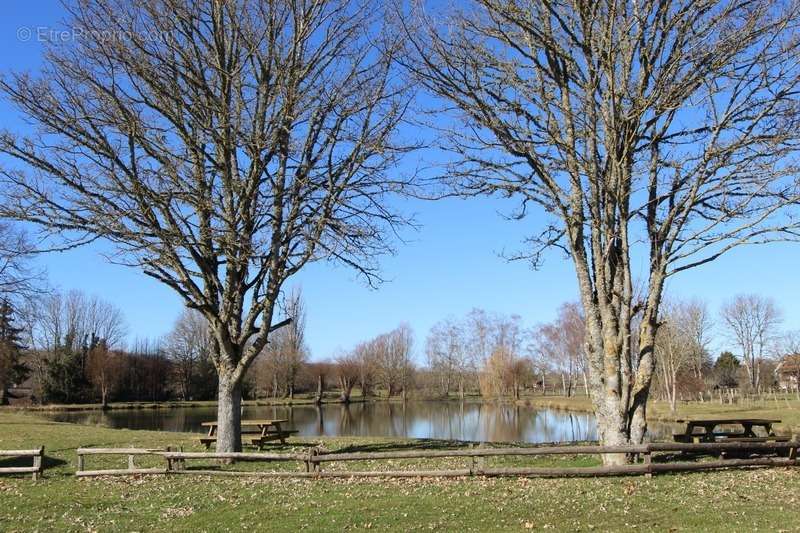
(315, 375), (323, 404)
(216, 373), (243, 453)
(670, 381), (677, 412)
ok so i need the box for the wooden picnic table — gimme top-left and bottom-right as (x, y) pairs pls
(673, 418), (784, 444)
(199, 419), (298, 450)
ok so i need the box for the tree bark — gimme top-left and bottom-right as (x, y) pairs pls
(216, 373), (243, 453)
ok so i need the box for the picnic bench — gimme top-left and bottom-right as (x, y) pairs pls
(673, 418), (786, 443)
(199, 419), (298, 450)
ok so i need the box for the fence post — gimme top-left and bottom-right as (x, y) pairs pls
(469, 443), (475, 475)
(476, 443), (486, 475)
(305, 448), (313, 473)
(32, 447), (43, 481)
(644, 447), (652, 478)
(128, 454), (136, 471)
(77, 451), (85, 474)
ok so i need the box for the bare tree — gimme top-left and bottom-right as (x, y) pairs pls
(31, 290), (127, 353)
(86, 339), (124, 407)
(258, 288), (309, 398)
(479, 344), (531, 399)
(0, 0), (414, 451)
(165, 308), (212, 400)
(405, 0), (800, 458)
(373, 323), (415, 400)
(426, 318), (471, 399)
(352, 340), (378, 398)
(654, 299), (710, 411)
(535, 302), (586, 397)
(334, 351), (360, 403)
(721, 294), (782, 391)
(682, 300), (714, 383)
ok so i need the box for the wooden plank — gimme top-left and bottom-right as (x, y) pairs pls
(676, 418), (781, 425)
(76, 468), (167, 477)
(313, 444), (648, 463)
(0, 467), (39, 474)
(163, 452), (307, 461)
(648, 441), (798, 452)
(169, 469), (317, 477)
(649, 457), (796, 473)
(77, 448), (165, 455)
(482, 464), (651, 477)
(201, 420), (289, 427)
(0, 449), (42, 457)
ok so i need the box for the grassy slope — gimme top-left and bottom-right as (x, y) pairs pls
(2, 411), (800, 531)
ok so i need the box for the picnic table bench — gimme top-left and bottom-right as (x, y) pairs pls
(673, 418), (785, 443)
(673, 418), (790, 457)
(199, 419), (298, 450)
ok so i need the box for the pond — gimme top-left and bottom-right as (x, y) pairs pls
(40, 401), (676, 444)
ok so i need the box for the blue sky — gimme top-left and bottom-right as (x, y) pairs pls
(1, 2), (799, 361)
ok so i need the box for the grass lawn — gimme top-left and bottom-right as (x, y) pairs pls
(2, 411), (800, 531)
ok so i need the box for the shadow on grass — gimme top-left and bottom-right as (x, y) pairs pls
(331, 439), (603, 454)
(333, 438), (479, 454)
(0, 454), (67, 470)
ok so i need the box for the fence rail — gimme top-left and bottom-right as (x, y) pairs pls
(73, 440), (800, 479)
(0, 447), (45, 480)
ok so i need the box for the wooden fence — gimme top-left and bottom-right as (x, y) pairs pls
(0, 447), (45, 480)
(76, 447), (173, 477)
(74, 440), (799, 479)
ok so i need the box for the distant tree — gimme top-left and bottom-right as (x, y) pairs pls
(353, 340), (378, 398)
(334, 353), (360, 403)
(122, 339), (171, 402)
(166, 309), (214, 401)
(28, 291), (127, 404)
(535, 303), (586, 397)
(42, 331), (89, 404)
(721, 294), (782, 391)
(374, 324), (415, 400)
(426, 318), (471, 399)
(86, 339), (123, 407)
(654, 300), (711, 411)
(714, 351), (742, 389)
(0, 299), (28, 404)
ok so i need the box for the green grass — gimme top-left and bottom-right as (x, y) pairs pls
(3, 411), (800, 531)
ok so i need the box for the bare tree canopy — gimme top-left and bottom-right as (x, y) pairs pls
(535, 302), (586, 397)
(654, 298), (712, 411)
(721, 293), (782, 390)
(0, 0), (415, 451)
(404, 0), (800, 459)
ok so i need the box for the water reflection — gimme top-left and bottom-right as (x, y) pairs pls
(40, 401), (674, 443)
